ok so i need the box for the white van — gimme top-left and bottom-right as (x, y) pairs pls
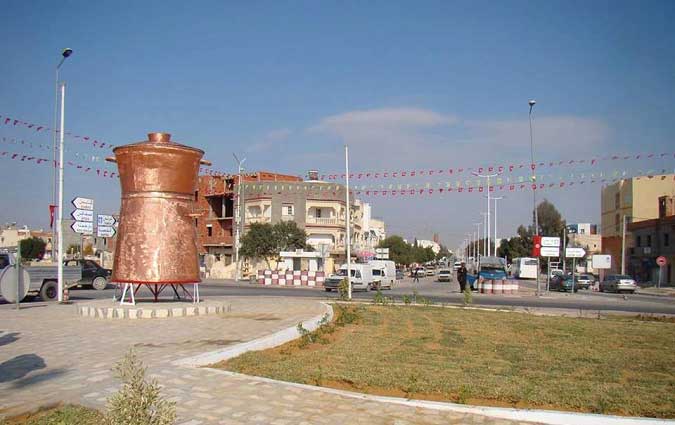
(368, 260), (396, 290)
(324, 263), (374, 292)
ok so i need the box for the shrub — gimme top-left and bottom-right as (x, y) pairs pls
(105, 350), (176, 425)
(402, 295), (411, 305)
(463, 287), (473, 305)
(372, 289), (385, 305)
(338, 278), (350, 301)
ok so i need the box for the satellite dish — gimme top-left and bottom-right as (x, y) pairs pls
(0, 266), (30, 303)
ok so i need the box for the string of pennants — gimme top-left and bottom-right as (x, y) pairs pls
(0, 136), (112, 165)
(0, 150), (118, 179)
(317, 153), (675, 181)
(240, 170), (674, 199)
(0, 114), (114, 149)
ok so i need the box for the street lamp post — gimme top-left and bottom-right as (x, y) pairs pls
(493, 196), (504, 257)
(233, 154), (246, 282)
(529, 99), (541, 295)
(473, 172), (500, 256)
(473, 222), (481, 268)
(52, 48), (73, 261)
(480, 212), (488, 257)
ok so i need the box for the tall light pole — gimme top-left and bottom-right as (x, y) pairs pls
(493, 196), (504, 257)
(480, 212), (488, 257)
(52, 48), (73, 261)
(473, 172), (500, 256)
(233, 154), (246, 281)
(473, 222), (481, 267)
(345, 145), (352, 300)
(529, 99), (541, 295)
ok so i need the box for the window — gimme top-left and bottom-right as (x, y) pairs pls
(207, 226), (213, 237)
(646, 234), (652, 247)
(636, 236), (641, 247)
(615, 193), (620, 209)
(316, 208), (322, 218)
(283, 204), (294, 216)
(665, 233), (670, 247)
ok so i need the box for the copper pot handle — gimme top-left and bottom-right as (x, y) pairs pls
(200, 159), (212, 166)
(106, 156), (117, 163)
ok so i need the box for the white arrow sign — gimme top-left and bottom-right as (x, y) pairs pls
(97, 225), (116, 238)
(541, 237), (561, 247)
(72, 209), (94, 222)
(540, 246), (560, 257)
(72, 197), (94, 210)
(71, 221), (94, 235)
(565, 247), (586, 258)
(97, 214), (116, 227)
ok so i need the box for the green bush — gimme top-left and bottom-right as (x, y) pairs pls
(338, 278), (349, 301)
(105, 350), (176, 425)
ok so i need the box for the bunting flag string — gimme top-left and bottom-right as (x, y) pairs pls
(317, 152), (675, 181)
(0, 114), (115, 150)
(0, 135), (115, 166)
(0, 150), (119, 179)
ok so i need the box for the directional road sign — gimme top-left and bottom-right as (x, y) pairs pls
(72, 197), (94, 210)
(375, 247), (389, 260)
(97, 214), (116, 227)
(97, 225), (116, 238)
(541, 237), (561, 247)
(71, 221), (94, 235)
(565, 247), (586, 258)
(71, 209), (94, 222)
(540, 247), (560, 257)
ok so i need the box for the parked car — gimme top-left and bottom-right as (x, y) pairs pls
(600, 275), (637, 294)
(576, 274), (595, 290)
(425, 267), (436, 277)
(453, 261), (462, 271)
(411, 267), (426, 278)
(550, 275), (577, 292)
(63, 259), (112, 290)
(437, 269), (452, 282)
(549, 269), (563, 279)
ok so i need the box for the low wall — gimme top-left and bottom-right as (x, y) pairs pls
(476, 278), (519, 294)
(256, 270), (325, 287)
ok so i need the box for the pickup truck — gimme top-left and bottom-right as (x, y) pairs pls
(0, 253), (109, 302)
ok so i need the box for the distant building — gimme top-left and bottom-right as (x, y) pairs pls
(600, 174), (675, 272)
(627, 196), (674, 285)
(417, 239), (441, 255)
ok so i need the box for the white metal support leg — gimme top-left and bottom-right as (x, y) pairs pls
(120, 283), (136, 306)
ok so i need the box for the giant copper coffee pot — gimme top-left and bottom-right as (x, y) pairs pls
(108, 133), (208, 284)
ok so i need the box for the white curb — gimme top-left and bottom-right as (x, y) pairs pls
(173, 302), (333, 367)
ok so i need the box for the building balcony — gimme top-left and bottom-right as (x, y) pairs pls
(246, 216), (271, 224)
(281, 214), (295, 222)
(306, 217), (345, 226)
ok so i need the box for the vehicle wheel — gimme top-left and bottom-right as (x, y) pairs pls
(92, 276), (108, 291)
(40, 280), (58, 301)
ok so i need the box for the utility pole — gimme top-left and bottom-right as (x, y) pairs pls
(493, 196), (504, 256)
(621, 214), (627, 275)
(345, 145), (352, 300)
(529, 99), (541, 296)
(56, 82), (66, 302)
(233, 154), (246, 282)
(52, 48), (73, 261)
(474, 172), (500, 256)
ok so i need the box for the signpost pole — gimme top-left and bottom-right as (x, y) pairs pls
(658, 265), (662, 289)
(547, 257), (550, 292)
(57, 82), (66, 303)
(345, 145), (352, 301)
(572, 257), (576, 292)
(16, 245), (21, 310)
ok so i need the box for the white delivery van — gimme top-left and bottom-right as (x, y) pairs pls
(324, 263), (374, 292)
(368, 260), (396, 290)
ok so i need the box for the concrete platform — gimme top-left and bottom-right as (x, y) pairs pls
(76, 298), (230, 319)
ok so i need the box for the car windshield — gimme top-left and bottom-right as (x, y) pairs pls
(525, 260), (538, 266)
(337, 269), (357, 277)
(615, 275), (633, 280)
(439, 270), (450, 274)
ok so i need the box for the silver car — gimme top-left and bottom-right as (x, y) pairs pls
(600, 275), (637, 294)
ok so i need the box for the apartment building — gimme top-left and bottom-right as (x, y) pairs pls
(195, 171), (302, 261)
(600, 173), (675, 272)
(627, 196), (674, 284)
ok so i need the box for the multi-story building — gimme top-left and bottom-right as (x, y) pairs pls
(600, 173), (675, 272)
(195, 171), (302, 261)
(627, 196), (674, 285)
(417, 239), (441, 254)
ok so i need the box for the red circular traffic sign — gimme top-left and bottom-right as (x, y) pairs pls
(656, 256), (667, 267)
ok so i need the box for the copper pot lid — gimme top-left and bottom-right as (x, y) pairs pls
(113, 132), (205, 154)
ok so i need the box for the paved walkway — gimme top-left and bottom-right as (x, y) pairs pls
(0, 297), (538, 424)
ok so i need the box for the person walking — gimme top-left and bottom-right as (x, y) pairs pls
(457, 262), (468, 292)
(413, 267), (420, 283)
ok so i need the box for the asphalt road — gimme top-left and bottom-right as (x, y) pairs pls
(4, 276), (674, 315)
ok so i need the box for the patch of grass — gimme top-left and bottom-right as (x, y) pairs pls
(0, 405), (102, 425)
(219, 305), (675, 418)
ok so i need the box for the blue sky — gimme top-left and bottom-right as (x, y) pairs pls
(1, 0), (674, 249)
